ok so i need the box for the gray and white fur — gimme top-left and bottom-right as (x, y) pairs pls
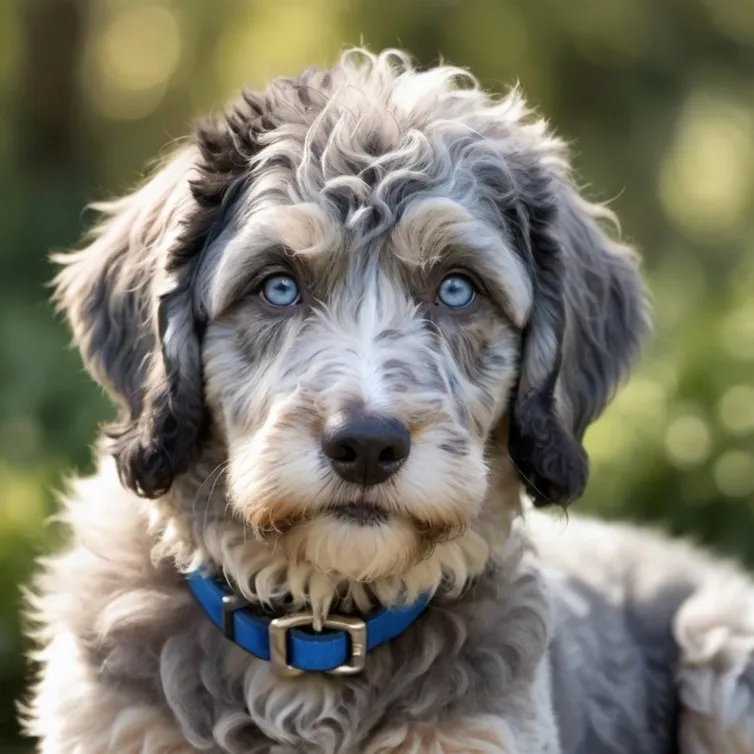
(22, 49), (754, 753)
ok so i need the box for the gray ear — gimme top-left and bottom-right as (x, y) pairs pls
(53, 148), (208, 497)
(508, 174), (650, 507)
(54, 87), (274, 497)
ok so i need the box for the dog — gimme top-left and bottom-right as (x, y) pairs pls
(22, 49), (754, 753)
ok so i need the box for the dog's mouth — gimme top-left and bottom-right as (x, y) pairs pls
(327, 500), (389, 526)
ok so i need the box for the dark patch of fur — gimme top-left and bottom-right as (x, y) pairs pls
(505, 177), (588, 506)
(508, 370), (589, 506)
(439, 435), (469, 457)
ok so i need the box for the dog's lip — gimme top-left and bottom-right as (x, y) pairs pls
(327, 500), (389, 526)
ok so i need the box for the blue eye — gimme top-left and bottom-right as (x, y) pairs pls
(437, 274), (476, 309)
(260, 274), (300, 307)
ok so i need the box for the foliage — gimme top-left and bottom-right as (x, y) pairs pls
(1, 0), (753, 747)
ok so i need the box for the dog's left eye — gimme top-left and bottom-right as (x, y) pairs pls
(437, 274), (476, 309)
(260, 274), (301, 307)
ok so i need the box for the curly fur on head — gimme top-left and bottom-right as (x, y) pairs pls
(51, 48), (648, 621)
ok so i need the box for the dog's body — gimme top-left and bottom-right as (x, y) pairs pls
(26, 462), (754, 753)
(23, 50), (754, 752)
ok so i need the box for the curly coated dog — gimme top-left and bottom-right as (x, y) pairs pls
(23, 49), (754, 753)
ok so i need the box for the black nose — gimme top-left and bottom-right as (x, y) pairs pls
(321, 411), (411, 486)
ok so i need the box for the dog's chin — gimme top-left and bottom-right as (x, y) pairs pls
(279, 510), (425, 582)
(328, 500), (390, 527)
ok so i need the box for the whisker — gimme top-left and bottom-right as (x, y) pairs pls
(205, 465), (229, 536)
(191, 462), (229, 538)
(505, 451), (555, 505)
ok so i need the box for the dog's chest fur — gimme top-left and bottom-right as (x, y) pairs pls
(31, 479), (680, 754)
(86, 546), (552, 752)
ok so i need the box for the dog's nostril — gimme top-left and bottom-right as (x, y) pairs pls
(331, 443), (357, 463)
(378, 446), (398, 465)
(322, 410), (411, 486)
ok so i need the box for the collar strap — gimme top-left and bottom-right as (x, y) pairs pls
(187, 572), (430, 676)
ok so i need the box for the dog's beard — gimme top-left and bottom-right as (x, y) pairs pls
(167, 485), (498, 627)
(249, 497), (462, 582)
(239, 497), (472, 588)
(227, 477), (484, 593)
(280, 513), (429, 582)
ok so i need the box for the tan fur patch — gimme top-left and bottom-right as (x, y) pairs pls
(680, 710), (753, 754)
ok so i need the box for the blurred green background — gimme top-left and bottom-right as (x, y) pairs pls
(1, 0), (753, 749)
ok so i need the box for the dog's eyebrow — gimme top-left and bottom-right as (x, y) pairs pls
(208, 204), (342, 318)
(391, 197), (533, 327)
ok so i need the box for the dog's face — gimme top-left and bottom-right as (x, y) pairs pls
(202, 192), (528, 579)
(55, 51), (648, 592)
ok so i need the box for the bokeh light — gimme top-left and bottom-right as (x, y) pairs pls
(714, 450), (754, 498)
(85, 1), (182, 120)
(664, 415), (713, 468)
(659, 91), (753, 242)
(213, 0), (342, 93)
(718, 386), (754, 435)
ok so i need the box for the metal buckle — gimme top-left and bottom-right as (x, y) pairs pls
(221, 594), (250, 640)
(268, 612), (367, 678)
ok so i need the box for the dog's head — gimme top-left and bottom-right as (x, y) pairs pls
(55, 51), (648, 589)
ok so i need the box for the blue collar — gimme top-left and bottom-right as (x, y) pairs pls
(186, 571), (430, 676)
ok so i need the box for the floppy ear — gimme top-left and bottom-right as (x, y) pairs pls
(54, 88), (272, 497)
(507, 167), (650, 507)
(53, 147), (210, 498)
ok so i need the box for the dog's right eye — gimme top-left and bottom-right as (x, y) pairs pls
(437, 273), (476, 309)
(260, 274), (301, 307)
